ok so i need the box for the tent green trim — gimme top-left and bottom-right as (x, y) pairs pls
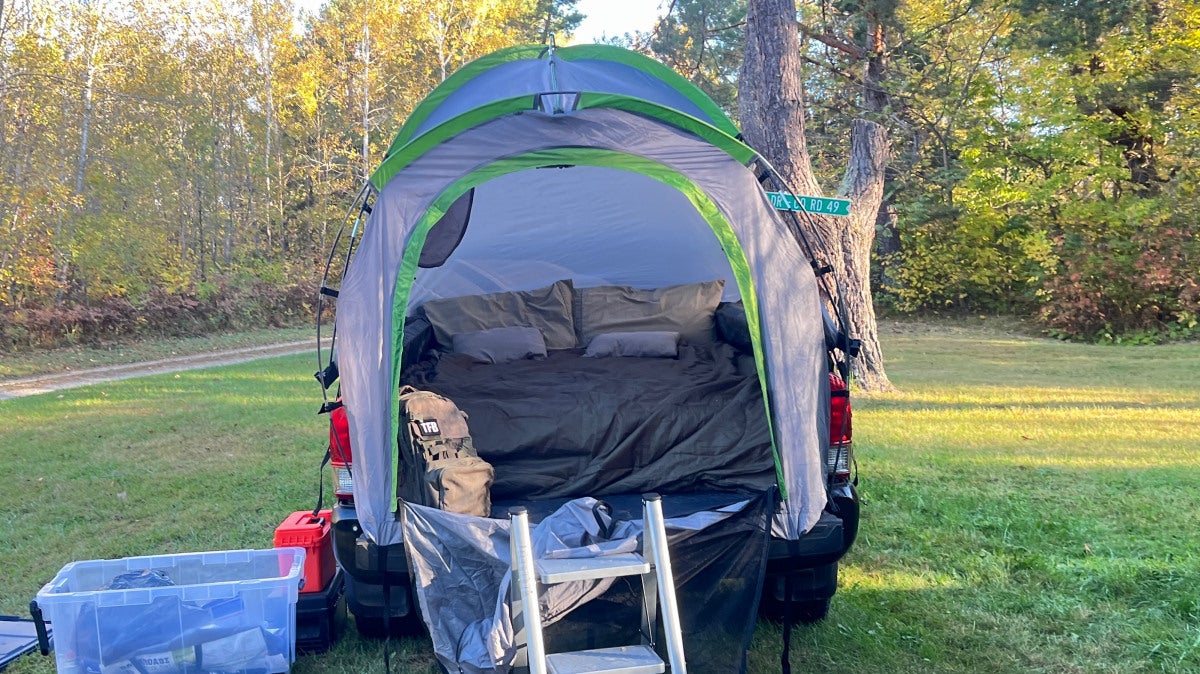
(370, 93), (757, 190)
(385, 43), (741, 154)
(555, 45), (740, 137)
(387, 147), (785, 507)
(385, 44), (546, 154)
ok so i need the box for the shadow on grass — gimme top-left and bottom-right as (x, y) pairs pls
(748, 560), (1200, 674)
(824, 455), (1200, 673)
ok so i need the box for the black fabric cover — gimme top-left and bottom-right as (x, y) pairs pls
(401, 343), (775, 501)
(401, 315), (435, 370)
(540, 491), (773, 674)
(715, 301), (752, 353)
(419, 188), (474, 268)
(403, 492), (773, 674)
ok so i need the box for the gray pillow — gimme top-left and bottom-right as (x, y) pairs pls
(578, 279), (725, 345)
(584, 331), (679, 358)
(423, 279), (576, 350)
(451, 326), (547, 364)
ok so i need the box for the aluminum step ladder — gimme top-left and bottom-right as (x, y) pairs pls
(509, 493), (687, 674)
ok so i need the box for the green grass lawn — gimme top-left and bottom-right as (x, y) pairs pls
(3, 319), (1198, 673)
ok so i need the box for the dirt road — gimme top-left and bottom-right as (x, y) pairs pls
(0, 340), (327, 400)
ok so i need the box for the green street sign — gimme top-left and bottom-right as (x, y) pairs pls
(766, 191), (852, 217)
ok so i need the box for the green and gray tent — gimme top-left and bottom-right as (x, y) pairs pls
(335, 43), (835, 548)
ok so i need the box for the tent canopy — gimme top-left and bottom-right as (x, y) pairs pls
(335, 44), (831, 548)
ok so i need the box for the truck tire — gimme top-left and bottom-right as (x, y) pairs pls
(352, 611), (423, 639)
(761, 595), (833, 624)
(791, 597), (831, 624)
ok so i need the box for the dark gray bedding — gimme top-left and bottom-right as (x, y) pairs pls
(402, 343), (775, 500)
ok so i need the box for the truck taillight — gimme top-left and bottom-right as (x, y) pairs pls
(828, 373), (853, 483)
(329, 403), (354, 503)
(829, 373), (851, 445)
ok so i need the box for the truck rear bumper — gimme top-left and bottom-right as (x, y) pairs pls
(331, 504), (417, 619)
(333, 484), (858, 619)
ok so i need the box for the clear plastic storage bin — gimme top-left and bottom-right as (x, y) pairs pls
(34, 548), (305, 674)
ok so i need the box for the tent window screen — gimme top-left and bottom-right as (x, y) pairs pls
(407, 167), (740, 306)
(419, 188), (474, 268)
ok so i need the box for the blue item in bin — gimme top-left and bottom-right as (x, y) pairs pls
(0, 615), (51, 672)
(101, 569), (176, 590)
(77, 595), (250, 667)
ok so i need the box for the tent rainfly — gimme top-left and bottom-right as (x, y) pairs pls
(334, 43), (838, 548)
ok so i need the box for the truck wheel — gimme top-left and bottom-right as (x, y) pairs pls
(762, 596), (833, 624)
(353, 612), (423, 639)
(791, 598), (831, 624)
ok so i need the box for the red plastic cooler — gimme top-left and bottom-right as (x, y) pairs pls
(274, 510), (335, 594)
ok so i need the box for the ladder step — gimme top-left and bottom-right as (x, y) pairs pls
(546, 645), (665, 674)
(537, 553), (650, 584)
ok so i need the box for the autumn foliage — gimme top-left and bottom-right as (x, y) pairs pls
(0, 280), (316, 350)
(3, 0), (1199, 347)
(0, 0), (578, 350)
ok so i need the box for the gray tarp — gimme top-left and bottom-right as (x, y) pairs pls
(336, 109), (828, 547)
(401, 498), (754, 674)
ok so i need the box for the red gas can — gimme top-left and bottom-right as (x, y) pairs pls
(274, 509), (335, 594)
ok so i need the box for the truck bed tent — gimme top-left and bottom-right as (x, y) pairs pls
(333, 43), (835, 549)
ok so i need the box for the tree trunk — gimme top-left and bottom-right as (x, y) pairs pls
(221, 110), (233, 269)
(874, 190), (899, 287)
(196, 183), (206, 281)
(263, 49), (274, 262)
(839, 120), (892, 391)
(179, 190), (188, 266)
(838, 1), (894, 391)
(740, 0), (840, 281)
(74, 63), (93, 197)
(59, 29), (99, 304)
(740, 0), (894, 391)
(360, 15), (371, 180)
(739, 0), (820, 198)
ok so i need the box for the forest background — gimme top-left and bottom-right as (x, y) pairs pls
(1, 0), (1197, 350)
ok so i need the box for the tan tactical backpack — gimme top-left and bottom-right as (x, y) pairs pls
(397, 386), (494, 517)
